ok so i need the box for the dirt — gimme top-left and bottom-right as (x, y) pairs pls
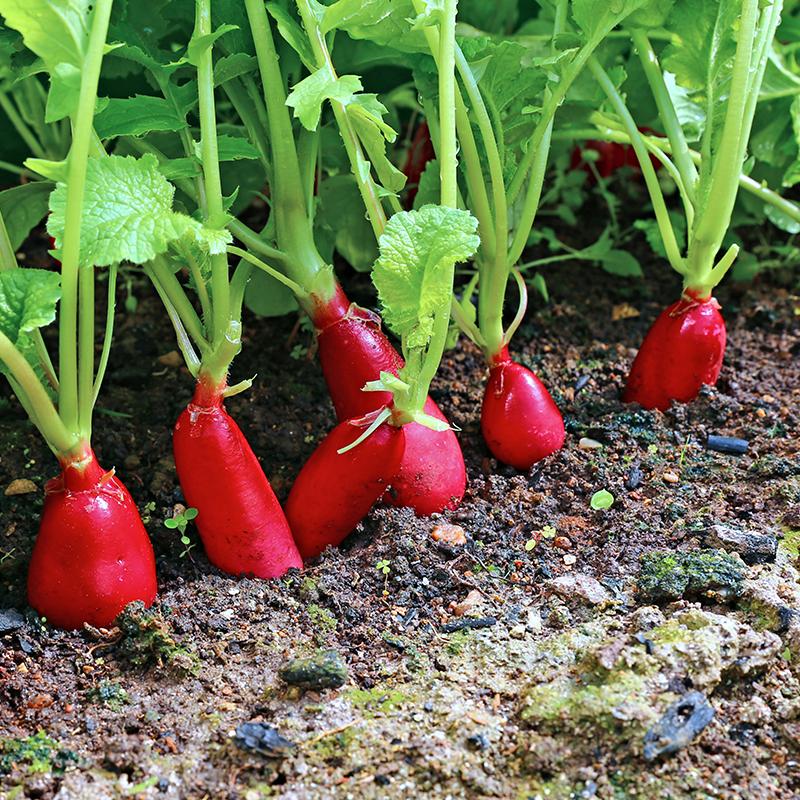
(1, 212), (799, 799)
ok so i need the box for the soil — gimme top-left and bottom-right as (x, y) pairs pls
(1, 205), (799, 800)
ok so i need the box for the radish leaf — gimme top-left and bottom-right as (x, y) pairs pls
(374, 206), (479, 348)
(47, 154), (205, 266)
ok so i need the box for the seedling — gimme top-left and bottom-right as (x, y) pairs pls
(164, 507), (199, 558)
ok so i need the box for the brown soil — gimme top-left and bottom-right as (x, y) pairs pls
(1, 218), (799, 799)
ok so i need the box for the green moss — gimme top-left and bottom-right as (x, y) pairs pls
(445, 630), (471, 655)
(116, 602), (198, 675)
(310, 726), (359, 760)
(307, 604), (337, 637)
(0, 731), (78, 776)
(346, 687), (412, 716)
(780, 528), (800, 560)
(86, 680), (129, 711)
(638, 549), (745, 603)
(519, 669), (660, 736)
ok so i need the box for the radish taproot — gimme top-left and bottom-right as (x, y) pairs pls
(312, 286), (465, 513)
(0, 0), (162, 629)
(173, 379), (302, 576)
(481, 347), (565, 470)
(138, 0), (301, 579)
(289, 203), (479, 559)
(587, 3), (783, 409)
(286, 416), (405, 559)
(27, 448), (157, 630)
(623, 292), (726, 411)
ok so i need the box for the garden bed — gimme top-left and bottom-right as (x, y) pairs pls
(1, 230), (798, 799)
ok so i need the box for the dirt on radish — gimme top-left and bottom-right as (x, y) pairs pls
(1, 222), (798, 799)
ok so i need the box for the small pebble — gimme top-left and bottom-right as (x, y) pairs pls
(662, 472), (680, 484)
(578, 437), (603, 450)
(5, 479), (37, 496)
(554, 536), (572, 550)
(563, 554), (577, 566)
(509, 624), (526, 639)
(431, 524), (467, 546)
(157, 350), (183, 368)
(574, 375), (591, 394)
(706, 435), (749, 456)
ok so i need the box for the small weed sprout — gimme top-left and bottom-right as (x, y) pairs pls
(164, 507), (199, 557)
(375, 559), (391, 596)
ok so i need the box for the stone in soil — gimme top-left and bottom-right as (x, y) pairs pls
(234, 722), (295, 757)
(642, 691), (715, 760)
(637, 549), (746, 603)
(278, 648), (348, 690)
(0, 608), (25, 633)
(705, 522), (778, 565)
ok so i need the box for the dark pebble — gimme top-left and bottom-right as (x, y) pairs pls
(440, 617), (497, 633)
(574, 375), (591, 394)
(278, 649), (348, 690)
(706, 435), (749, 455)
(0, 609), (25, 633)
(643, 691), (715, 760)
(467, 732), (490, 751)
(625, 462), (643, 491)
(375, 775), (391, 786)
(234, 722), (295, 757)
(706, 522), (777, 565)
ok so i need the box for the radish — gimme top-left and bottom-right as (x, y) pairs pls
(27, 449), (157, 630)
(286, 416), (405, 559)
(481, 348), (565, 470)
(401, 121), (436, 207)
(0, 0), (159, 628)
(288, 203), (480, 559)
(313, 288), (465, 513)
(173, 380), (302, 576)
(410, 2), (643, 469)
(238, 0), (467, 517)
(135, 0), (301, 579)
(623, 292), (726, 411)
(587, 3), (782, 409)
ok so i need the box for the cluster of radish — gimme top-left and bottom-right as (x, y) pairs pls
(0, 0), (791, 631)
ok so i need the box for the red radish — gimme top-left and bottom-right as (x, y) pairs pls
(173, 380), (302, 577)
(388, 398), (465, 514)
(481, 348), (565, 470)
(285, 416), (405, 559)
(27, 448), (157, 630)
(571, 128), (661, 182)
(401, 121), (436, 208)
(312, 286), (466, 515)
(623, 291), (726, 412)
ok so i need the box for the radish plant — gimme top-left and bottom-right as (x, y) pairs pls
(139, 0), (302, 580)
(0, 0), (158, 630)
(584, 0), (784, 410)
(286, 0), (479, 558)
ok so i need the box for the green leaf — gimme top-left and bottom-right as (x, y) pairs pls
(44, 61), (81, 122)
(186, 23), (238, 67)
(373, 206), (479, 348)
(266, 2), (315, 70)
(348, 95), (406, 193)
(0, 182), (53, 251)
(0, 268), (60, 375)
(457, 0), (518, 33)
(286, 65), (362, 131)
(590, 489), (614, 510)
(0, 0), (89, 71)
(571, 0), (650, 41)
(321, 0), (427, 53)
(600, 249), (643, 278)
(244, 268), (299, 318)
(47, 153), (194, 267)
(94, 95), (186, 139)
(213, 53), (258, 86)
(215, 134), (261, 162)
(317, 175), (378, 272)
